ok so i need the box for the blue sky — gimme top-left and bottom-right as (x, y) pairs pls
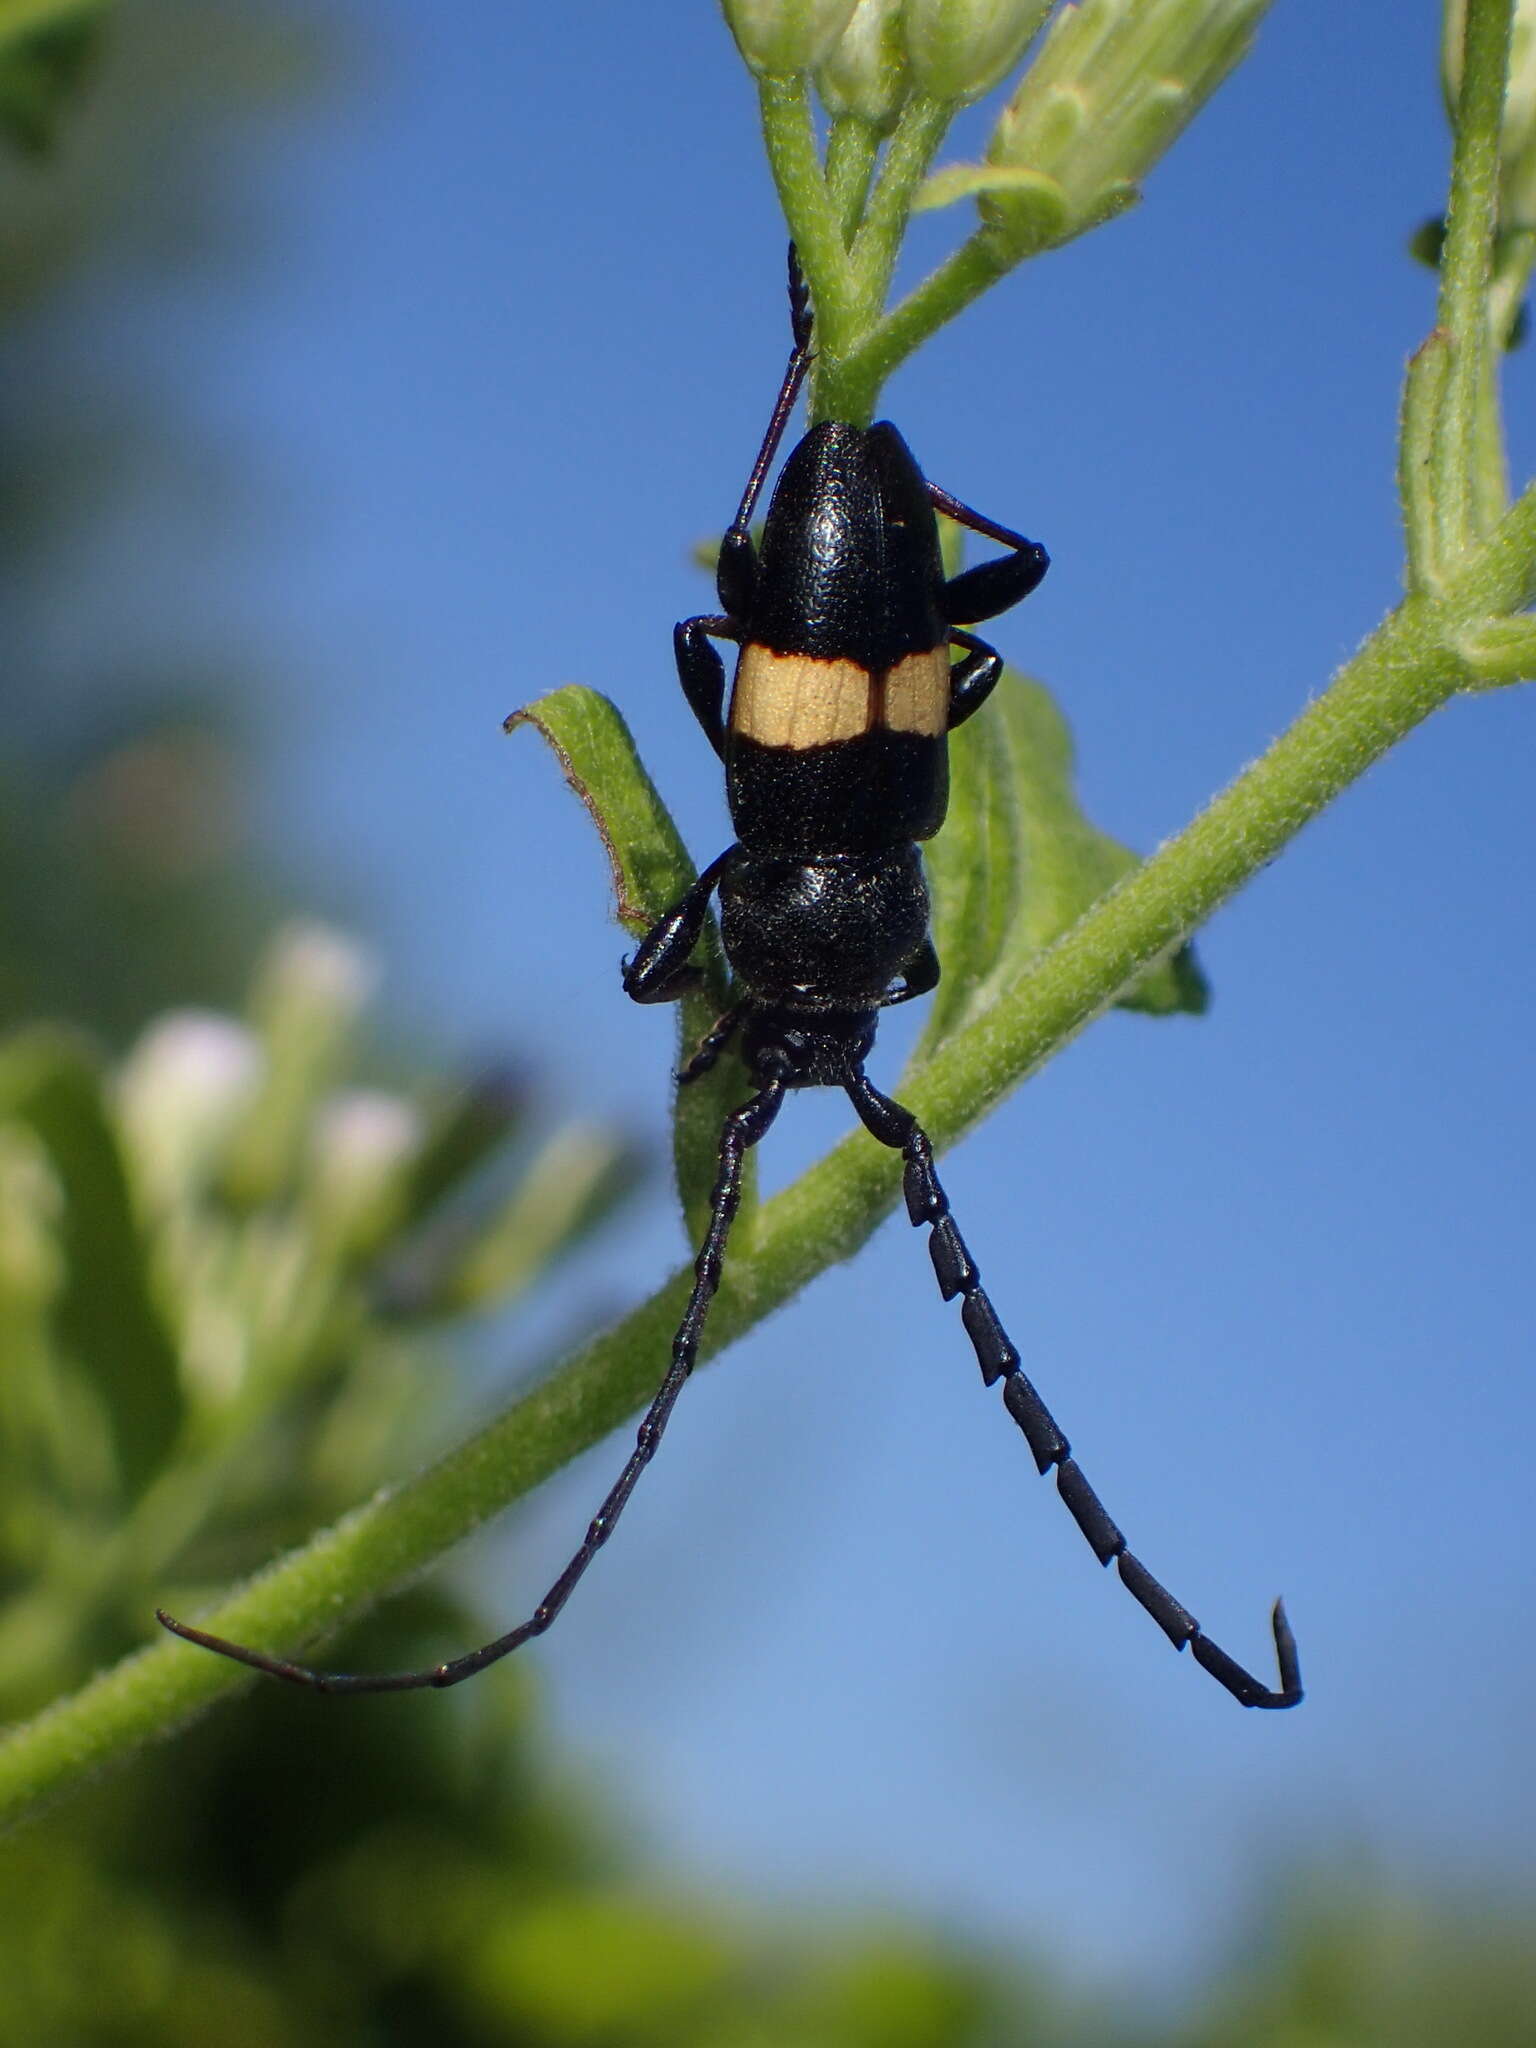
(49, 0), (1536, 1999)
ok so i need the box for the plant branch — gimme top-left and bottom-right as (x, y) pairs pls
(833, 227), (1012, 414)
(1430, 0), (1515, 560)
(846, 93), (952, 306)
(1, 551), (1510, 1829)
(756, 72), (855, 352)
(9, 0), (1533, 1837)
(1489, 222), (1536, 344)
(806, 92), (956, 422)
(823, 113), (881, 241)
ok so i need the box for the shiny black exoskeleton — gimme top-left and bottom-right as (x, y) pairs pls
(157, 254), (1300, 1713)
(624, 270), (1049, 1097)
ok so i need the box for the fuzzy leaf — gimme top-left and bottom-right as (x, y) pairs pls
(915, 671), (1206, 1070)
(915, 160), (1068, 227)
(918, 685), (1024, 1047)
(507, 687), (710, 946)
(999, 674), (1208, 1015)
(508, 685), (745, 1242)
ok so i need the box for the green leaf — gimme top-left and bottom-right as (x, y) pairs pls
(1399, 329), (1456, 594)
(507, 685), (745, 1242)
(0, 1027), (182, 1499)
(917, 678), (1025, 1048)
(1000, 676), (1208, 1017)
(914, 160), (1069, 235)
(0, 568), (1494, 1817)
(1452, 612), (1536, 688)
(914, 670), (1206, 1071)
(506, 687), (712, 947)
(0, 0), (107, 156)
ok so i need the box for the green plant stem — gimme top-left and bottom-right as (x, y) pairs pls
(1463, 463), (1536, 612)
(1399, 330), (1455, 589)
(823, 114), (880, 241)
(1470, 345), (1511, 532)
(3, 544), (1519, 1830)
(1490, 223), (1536, 343)
(831, 227), (1011, 419)
(809, 92), (954, 422)
(8, 0), (1534, 1836)
(1453, 612), (1536, 684)
(1475, 224), (1536, 521)
(756, 72), (854, 349)
(844, 93), (952, 301)
(1432, 0), (1514, 557)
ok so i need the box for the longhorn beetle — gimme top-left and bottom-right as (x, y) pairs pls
(159, 253), (1301, 1710)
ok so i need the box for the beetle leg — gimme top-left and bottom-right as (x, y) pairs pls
(622, 848), (733, 1005)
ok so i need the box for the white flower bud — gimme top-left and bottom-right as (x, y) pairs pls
(973, 0), (1270, 253)
(117, 1011), (263, 1209)
(723, 0), (863, 76)
(308, 1089), (424, 1252)
(903, 0), (1054, 105)
(224, 923), (381, 1203)
(256, 922), (379, 1032)
(816, 0), (910, 128)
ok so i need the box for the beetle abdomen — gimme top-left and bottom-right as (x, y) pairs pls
(718, 843), (930, 1011)
(726, 420), (951, 852)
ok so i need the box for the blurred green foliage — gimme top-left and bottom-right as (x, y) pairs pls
(0, 926), (1029, 2048)
(0, 3), (1533, 2044)
(0, 0), (107, 156)
(0, 0), (327, 1035)
(1178, 1881), (1536, 2047)
(0, 921), (644, 1712)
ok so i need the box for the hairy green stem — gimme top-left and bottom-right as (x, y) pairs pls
(824, 114), (881, 242)
(1489, 223), (1536, 344)
(4, 0), (1530, 1839)
(0, 559), (1503, 1831)
(836, 228), (1011, 409)
(1400, 331), (1454, 590)
(1475, 224), (1536, 519)
(756, 73), (855, 352)
(808, 93), (955, 422)
(1454, 612), (1536, 684)
(846, 95), (952, 296)
(1432, 0), (1513, 557)
(1463, 467), (1536, 611)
